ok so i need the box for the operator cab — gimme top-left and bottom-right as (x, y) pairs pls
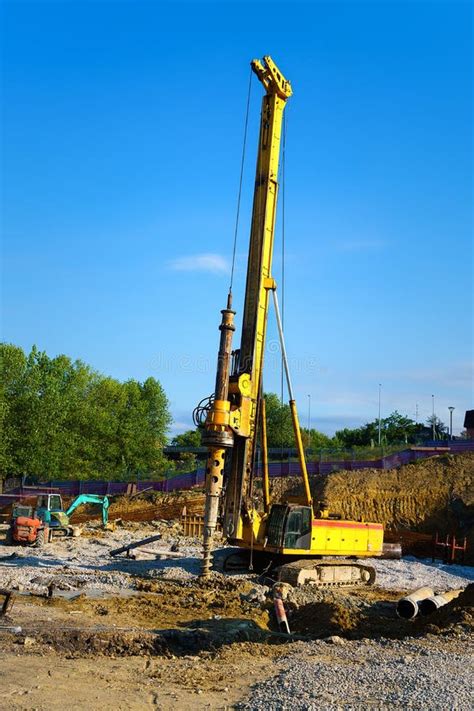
(35, 494), (64, 526)
(266, 504), (312, 550)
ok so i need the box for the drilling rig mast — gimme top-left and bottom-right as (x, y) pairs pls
(197, 57), (386, 586)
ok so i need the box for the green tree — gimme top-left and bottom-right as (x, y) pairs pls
(171, 429), (202, 472)
(118, 378), (171, 477)
(263, 393), (294, 448)
(335, 410), (424, 447)
(0, 344), (27, 472)
(262, 393), (332, 450)
(426, 414), (448, 440)
(0, 343), (172, 480)
(298, 428), (332, 449)
(172, 429), (202, 448)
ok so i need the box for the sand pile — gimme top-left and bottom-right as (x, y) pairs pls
(315, 453), (474, 529)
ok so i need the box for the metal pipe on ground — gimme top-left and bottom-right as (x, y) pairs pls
(396, 586), (434, 619)
(418, 589), (464, 616)
(273, 595), (291, 634)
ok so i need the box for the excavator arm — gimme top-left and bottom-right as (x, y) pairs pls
(66, 494), (110, 527)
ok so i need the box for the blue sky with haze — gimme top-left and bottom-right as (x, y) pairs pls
(2, 0), (472, 436)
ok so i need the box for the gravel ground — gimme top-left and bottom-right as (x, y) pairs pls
(1, 522), (473, 710)
(1, 521), (473, 597)
(0, 521), (205, 595)
(362, 555), (474, 592)
(239, 633), (474, 710)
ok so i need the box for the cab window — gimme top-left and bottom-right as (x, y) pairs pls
(283, 507), (312, 549)
(49, 495), (62, 511)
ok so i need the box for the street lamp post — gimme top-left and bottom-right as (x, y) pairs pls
(448, 406), (455, 441)
(307, 394), (311, 442)
(377, 384), (382, 446)
(432, 395), (435, 440)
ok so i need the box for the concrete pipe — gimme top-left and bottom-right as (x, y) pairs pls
(396, 586), (434, 619)
(418, 589), (464, 617)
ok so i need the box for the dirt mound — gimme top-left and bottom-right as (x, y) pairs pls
(284, 587), (405, 639)
(424, 583), (474, 634)
(43, 577), (270, 632)
(71, 490), (205, 524)
(316, 453), (474, 529)
(284, 583), (474, 640)
(272, 453), (474, 560)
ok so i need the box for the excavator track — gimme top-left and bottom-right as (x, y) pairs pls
(275, 558), (376, 588)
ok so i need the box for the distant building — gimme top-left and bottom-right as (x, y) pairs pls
(463, 410), (474, 438)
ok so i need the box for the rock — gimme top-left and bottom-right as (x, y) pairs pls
(240, 586), (268, 604)
(23, 636), (36, 647)
(325, 635), (346, 645)
(272, 582), (293, 600)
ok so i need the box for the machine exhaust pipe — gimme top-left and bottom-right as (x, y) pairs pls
(396, 587), (434, 619)
(418, 589), (463, 616)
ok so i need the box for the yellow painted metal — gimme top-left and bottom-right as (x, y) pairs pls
(206, 399), (230, 427)
(260, 396), (270, 512)
(223, 56), (292, 536)
(289, 399), (312, 508)
(234, 519), (384, 558)
(308, 522), (384, 556)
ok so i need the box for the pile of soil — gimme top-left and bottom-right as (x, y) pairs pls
(42, 577), (270, 632)
(424, 582), (474, 635)
(284, 587), (403, 639)
(272, 453), (474, 561)
(284, 583), (474, 640)
(71, 490), (206, 524)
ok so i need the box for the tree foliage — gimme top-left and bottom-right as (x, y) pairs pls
(170, 429), (203, 472)
(0, 344), (172, 480)
(263, 393), (331, 450)
(171, 429), (202, 448)
(425, 414), (448, 440)
(335, 411), (425, 447)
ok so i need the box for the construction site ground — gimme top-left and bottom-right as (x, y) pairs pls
(1, 518), (473, 710)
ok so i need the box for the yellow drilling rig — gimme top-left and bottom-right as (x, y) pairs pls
(195, 56), (390, 587)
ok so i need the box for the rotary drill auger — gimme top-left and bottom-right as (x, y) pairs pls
(198, 291), (236, 578)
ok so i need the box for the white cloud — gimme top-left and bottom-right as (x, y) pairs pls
(168, 253), (229, 275)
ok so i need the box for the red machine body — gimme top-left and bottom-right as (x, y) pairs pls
(12, 516), (43, 544)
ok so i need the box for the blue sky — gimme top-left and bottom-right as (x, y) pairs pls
(1, 0), (472, 436)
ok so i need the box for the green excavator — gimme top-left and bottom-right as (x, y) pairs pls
(8, 493), (109, 547)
